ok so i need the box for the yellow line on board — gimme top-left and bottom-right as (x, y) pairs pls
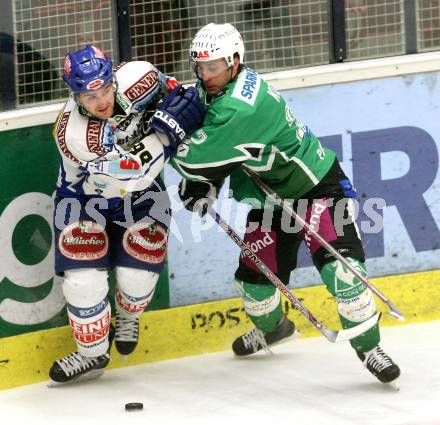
(1, 269), (439, 390)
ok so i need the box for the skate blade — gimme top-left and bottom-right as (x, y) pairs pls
(387, 378), (400, 391)
(47, 369), (105, 387)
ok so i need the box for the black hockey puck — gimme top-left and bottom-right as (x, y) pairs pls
(125, 402), (143, 411)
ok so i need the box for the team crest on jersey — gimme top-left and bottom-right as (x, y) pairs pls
(189, 129), (208, 145)
(122, 222), (167, 264)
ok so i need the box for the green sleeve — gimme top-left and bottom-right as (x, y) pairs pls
(171, 101), (257, 181)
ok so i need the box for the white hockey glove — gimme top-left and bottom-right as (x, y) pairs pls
(178, 178), (223, 217)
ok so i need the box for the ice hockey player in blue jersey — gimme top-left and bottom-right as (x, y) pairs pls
(49, 45), (204, 384)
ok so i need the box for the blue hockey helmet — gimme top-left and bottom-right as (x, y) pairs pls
(63, 45), (113, 93)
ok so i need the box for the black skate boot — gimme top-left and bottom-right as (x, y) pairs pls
(232, 315), (295, 356)
(356, 345), (401, 384)
(115, 310), (139, 356)
(49, 324), (114, 385)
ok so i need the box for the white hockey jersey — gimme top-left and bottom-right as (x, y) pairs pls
(53, 61), (176, 203)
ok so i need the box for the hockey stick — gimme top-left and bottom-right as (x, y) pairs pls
(242, 165), (405, 321)
(206, 206), (381, 343)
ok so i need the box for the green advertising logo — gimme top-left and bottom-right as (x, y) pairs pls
(0, 125), (67, 337)
(0, 192), (66, 326)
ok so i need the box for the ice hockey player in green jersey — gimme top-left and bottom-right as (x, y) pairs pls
(172, 23), (400, 386)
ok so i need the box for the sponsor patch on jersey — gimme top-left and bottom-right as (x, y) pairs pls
(124, 70), (159, 102)
(106, 159), (142, 175)
(122, 222), (167, 264)
(59, 221), (108, 260)
(231, 68), (261, 106)
(115, 92), (130, 112)
(119, 159), (140, 171)
(86, 118), (107, 155)
(56, 111), (82, 164)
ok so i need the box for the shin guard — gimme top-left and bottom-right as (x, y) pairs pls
(235, 279), (282, 332)
(320, 258), (380, 352)
(115, 267), (159, 318)
(63, 269), (111, 357)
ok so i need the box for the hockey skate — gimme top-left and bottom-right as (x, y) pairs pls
(356, 345), (401, 389)
(48, 324), (114, 386)
(115, 310), (139, 356)
(232, 315), (296, 356)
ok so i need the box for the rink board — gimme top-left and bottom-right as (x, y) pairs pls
(1, 269), (439, 391)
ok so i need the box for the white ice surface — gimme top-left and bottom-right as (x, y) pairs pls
(1, 321), (439, 425)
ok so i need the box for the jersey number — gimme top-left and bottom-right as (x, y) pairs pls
(130, 142), (153, 166)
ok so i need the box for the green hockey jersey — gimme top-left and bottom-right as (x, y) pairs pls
(171, 66), (335, 206)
